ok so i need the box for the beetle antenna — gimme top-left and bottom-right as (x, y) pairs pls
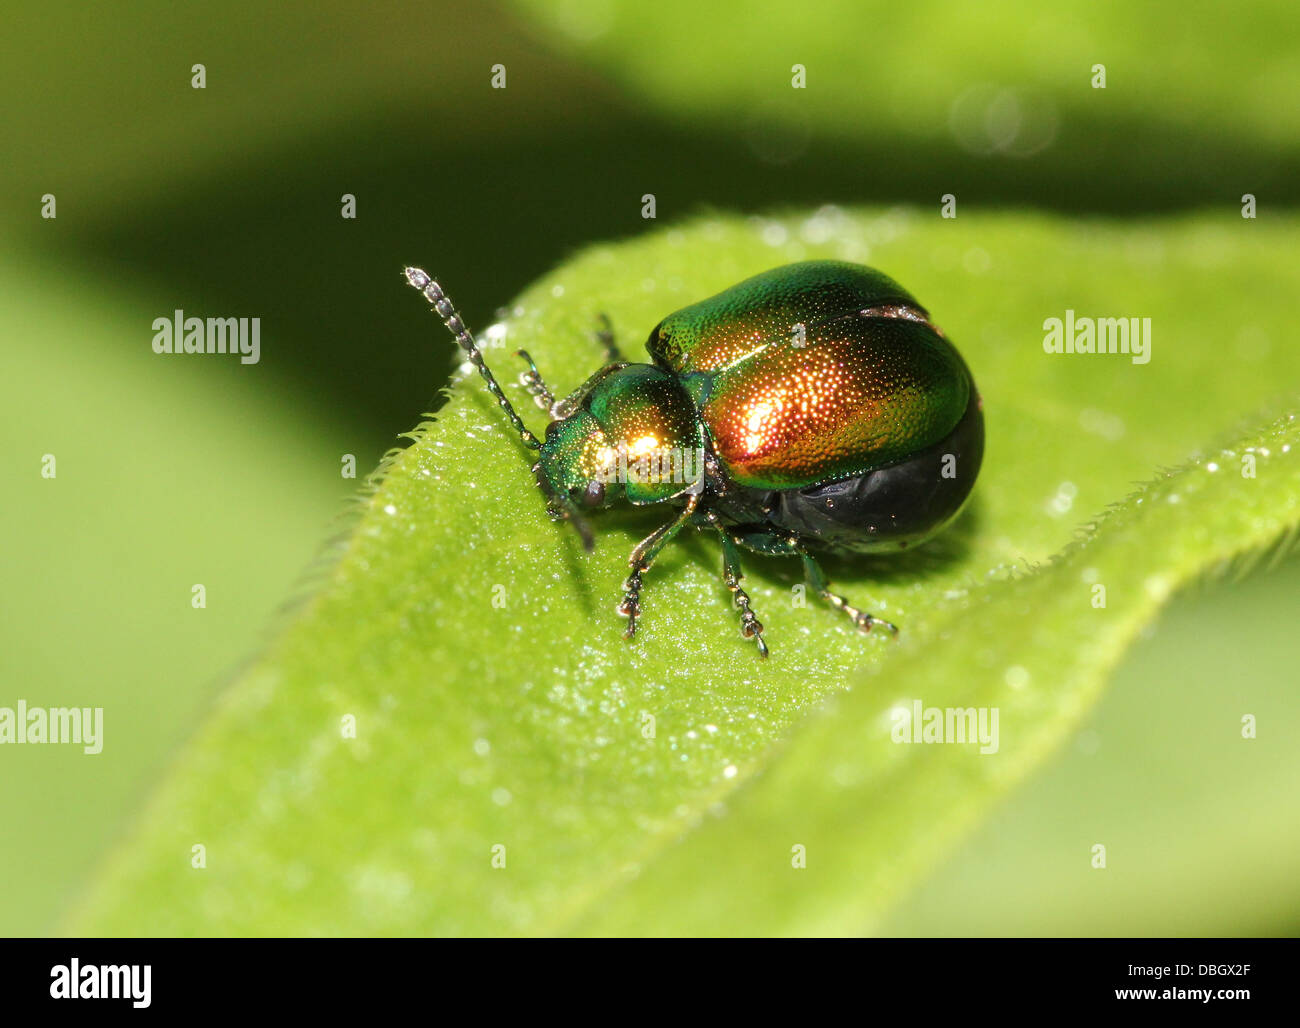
(404, 267), (541, 451)
(405, 267), (593, 551)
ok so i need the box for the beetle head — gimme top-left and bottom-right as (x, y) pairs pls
(537, 410), (627, 519)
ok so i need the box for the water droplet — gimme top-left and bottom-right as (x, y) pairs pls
(1005, 665), (1031, 690)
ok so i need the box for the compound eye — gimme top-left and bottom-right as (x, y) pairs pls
(583, 480), (606, 507)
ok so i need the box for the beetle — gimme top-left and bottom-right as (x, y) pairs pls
(405, 260), (983, 656)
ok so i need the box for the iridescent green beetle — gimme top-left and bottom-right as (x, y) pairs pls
(405, 260), (983, 656)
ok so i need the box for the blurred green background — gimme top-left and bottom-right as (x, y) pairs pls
(2, 0), (1297, 935)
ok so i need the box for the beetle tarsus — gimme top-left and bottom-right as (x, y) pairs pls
(615, 497), (699, 642)
(514, 349), (556, 411)
(714, 522), (771, 657)
(734, 588), (765, 631)
(618, 570), (643, 639)
(852, 609), (899, 636)
(727, 574), (768, 656)
(798, 549), (899, 639)
(740, 610), (769, 658)
(824, 591), (898, 638)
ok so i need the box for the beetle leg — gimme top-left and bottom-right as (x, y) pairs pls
(593, 312), (627, 364)
(798, 548), (898, 637)
(713, 526), (769, 657)
(513, 349), (555, 412)
(618, 494), (699, 640)
(728, 530), (899, 637)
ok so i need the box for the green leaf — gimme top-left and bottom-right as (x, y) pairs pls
(73, 208), (1300, 935)
(882, 553), (1300, 936)
(0, 249), (356, 934)
(573, 409), (1300, 935)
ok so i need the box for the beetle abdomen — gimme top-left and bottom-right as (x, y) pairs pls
(766, 382), (983, 552)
